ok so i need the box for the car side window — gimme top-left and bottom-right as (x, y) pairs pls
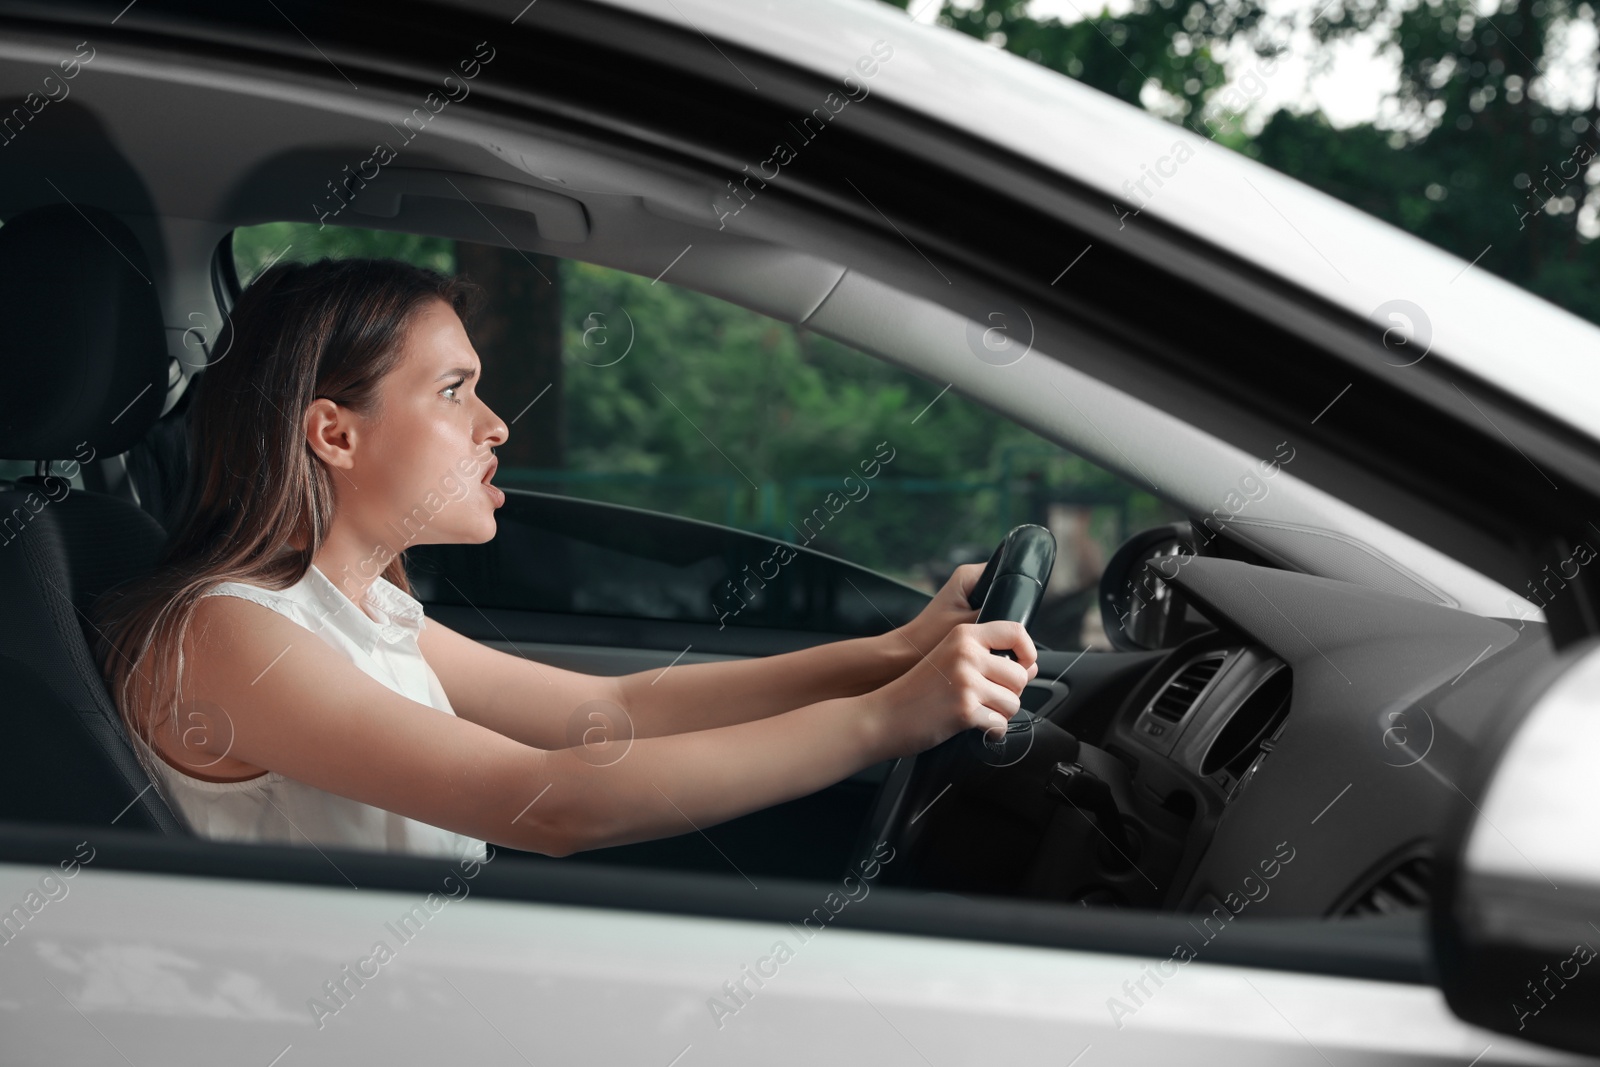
(233, 224), (1185, 649)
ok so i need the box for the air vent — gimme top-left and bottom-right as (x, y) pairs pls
(1341, 856), (1432, 918)
(1200, 666), (1293, 778)
(1149, 654), (1226, 722)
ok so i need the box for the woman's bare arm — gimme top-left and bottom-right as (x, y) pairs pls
(173, 595), (1033, 857)
(612, 561), (995, 737)
(422, 562), (990, 746)
(421, 614), (913, 747)
(416, 615), (628, 750)
(609, 633), (916, 739)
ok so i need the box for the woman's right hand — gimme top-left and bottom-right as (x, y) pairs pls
(866, 621), (1039, 760)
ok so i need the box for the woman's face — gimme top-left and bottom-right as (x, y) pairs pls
(330, 297), (510, 551)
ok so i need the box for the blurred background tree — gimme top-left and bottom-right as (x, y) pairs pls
(888, 0), (1600, 323)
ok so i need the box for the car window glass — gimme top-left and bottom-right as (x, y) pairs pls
(232, 223), (1187, 649)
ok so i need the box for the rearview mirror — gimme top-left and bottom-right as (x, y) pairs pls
(1435, 635), (1600, 1055)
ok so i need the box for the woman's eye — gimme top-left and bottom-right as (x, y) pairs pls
(443, 378), (466, 404)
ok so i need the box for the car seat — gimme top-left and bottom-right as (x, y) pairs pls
(0, 203), (187, 834)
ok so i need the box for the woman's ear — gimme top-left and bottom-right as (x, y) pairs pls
(303, 397), (359, 470)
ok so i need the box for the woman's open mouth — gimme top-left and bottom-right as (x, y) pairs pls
(481, 456), (504, 508)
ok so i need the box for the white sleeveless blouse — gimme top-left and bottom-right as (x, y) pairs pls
(131, 563), (487, 863)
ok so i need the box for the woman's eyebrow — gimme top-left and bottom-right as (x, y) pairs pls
(434, 366), (478, 381)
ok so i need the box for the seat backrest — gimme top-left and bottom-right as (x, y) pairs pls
(122, 376), (197, 533)
(0, 486), (185, 832)
(0, 203), (186, 835)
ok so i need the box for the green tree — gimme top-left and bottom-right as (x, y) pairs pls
(1279, 0), (1600, 322)
(885, 0), (1282, 138)
(232, 223), (454, 284)
(884, 0), (1600, 325)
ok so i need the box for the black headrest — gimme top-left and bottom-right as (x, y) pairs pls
(0, 203), (169, 459)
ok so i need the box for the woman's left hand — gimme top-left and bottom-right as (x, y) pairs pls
(895, 562), (988, 659)
(877, 561), (1038, 689)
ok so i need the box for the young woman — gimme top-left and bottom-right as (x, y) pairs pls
(91, 257), (1038, 862)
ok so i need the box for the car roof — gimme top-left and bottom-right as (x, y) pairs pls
(561, 0), (1600, 449)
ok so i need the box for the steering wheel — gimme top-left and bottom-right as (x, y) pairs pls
(846, 524), (1060, 884)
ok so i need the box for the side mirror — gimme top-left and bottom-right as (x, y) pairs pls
(1098, 522), (1205, 651)
(1434, 635), (1600, 1055)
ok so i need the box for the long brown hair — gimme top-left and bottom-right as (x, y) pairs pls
(91, 256), (481, 795)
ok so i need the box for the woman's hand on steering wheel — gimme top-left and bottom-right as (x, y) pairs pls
(866, 620), (1039, 761)
(893, 561), (988, 655)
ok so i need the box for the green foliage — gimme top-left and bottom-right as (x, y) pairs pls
(927, 0), (1277, 125)
(557, 258), (1161, 577)
(905, 0), (1600, 326)
(1288, 0), (1600, 323)
(233, 222), (455, 285)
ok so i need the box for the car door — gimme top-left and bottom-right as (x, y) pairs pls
(7, 830), (1574, 1067)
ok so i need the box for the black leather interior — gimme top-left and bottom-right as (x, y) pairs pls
(0, 205), (168, 457)
(0, 203), (185, 834)
(122, 370), (196, 533)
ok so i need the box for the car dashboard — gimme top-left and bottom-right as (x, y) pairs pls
(875, 550), (1554, 922)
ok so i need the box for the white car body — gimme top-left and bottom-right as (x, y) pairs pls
(0, 0), (1595, 1062)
